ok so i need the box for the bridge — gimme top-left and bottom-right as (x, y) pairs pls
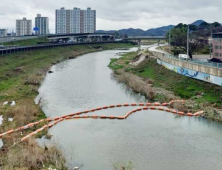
(126, 36), (166, 45)
(0, 41), (131, 56)
(46, 33), (115, 42)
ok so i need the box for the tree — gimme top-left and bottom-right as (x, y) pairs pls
(167, 23), (209, 59)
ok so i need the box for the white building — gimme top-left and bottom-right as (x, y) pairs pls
(56, 7), (96, 34)
(16, 17), (32, 36)
(35, 14), (49, 35)
(0, 29), (7, 37)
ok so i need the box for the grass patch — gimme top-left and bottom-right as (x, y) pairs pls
(108, 51), (222, 105)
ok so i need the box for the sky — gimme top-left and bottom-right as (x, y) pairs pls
(0, 0), (221, 33)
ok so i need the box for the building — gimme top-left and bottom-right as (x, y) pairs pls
(35, 14), (49, 35)
(212, 33), (222, 59)
(0, 29), (7, 37)
(16, 17), (32, 36)
(56, 7), (96, 34)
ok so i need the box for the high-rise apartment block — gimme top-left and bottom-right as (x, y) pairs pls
(56, 7), (96, 34)
(35, 14), (49, 35)
(16, 17), (32, 36)
(0, 29), (7, 37)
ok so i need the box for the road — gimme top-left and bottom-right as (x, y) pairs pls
(0, 36), (38, 44)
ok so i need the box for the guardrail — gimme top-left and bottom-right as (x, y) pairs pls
(150, 49), (222, 77)
(0, 41), (131, 56)
(164, 53), (222, 69)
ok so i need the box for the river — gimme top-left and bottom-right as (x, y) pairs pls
(36, 46), (222, 170)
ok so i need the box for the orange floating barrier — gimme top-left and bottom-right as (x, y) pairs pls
(146, 103), (152, 106)
(7, 130), (14, 134)
(96, 107), (102, 110)
(109, 105), (115, 108)
(47, 118), (52, 121)
(158, 107), (164, 111)
(137, 108), (142, 111)
(92, 115), (98, 119)
(143, 107), (149, 110)
(27, 123), (34, 127)
(132, 109), (137, 113)
(33, 122), (39, 125)
(150, 106), (156, 110)
(74, 116), (80, 119)
(165, 108), (170, 112)
(103, 106), (108, 109)
(54, 117), (60, 121)
(187, 113), (193, 116)
(178, 112), (185, 115)
(68, 113), (76, 117)
(123, 103), (129, 106)
(61, 115), (67, 118)
(48, 123), (55, 128)
(76, 112), (83, 115)
(116, 104), (122, 107)
(84, 110), (89, 113)
(90, 109), (96, 112)
(171, 110), (177, 114)
(161, 103), (168, 106)
(131, 103), (137, 106)
(82, 115), (89, 118)
(139, 103), (144, 106)
(65, 116), (72, 119)
(154, 102), (160, 106)
(117, 116), (125, 119)
(100, 115), (107, 119)
(109, 116), (116, 119)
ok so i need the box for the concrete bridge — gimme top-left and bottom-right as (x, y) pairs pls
(46, 33), (115, 43)
(126, 36), (166, 45)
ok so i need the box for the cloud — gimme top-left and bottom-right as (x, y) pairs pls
(0, 0), (221, 33)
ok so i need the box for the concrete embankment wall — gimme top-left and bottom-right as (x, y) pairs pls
(151, 51), (222, 86)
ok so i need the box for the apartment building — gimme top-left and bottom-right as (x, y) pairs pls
(0, 29), (7, 37)
(212, 33), (222, 59)
(35, 14), (49, 35)
(56, 7), (96, 34)
(16, 17), (32, 36)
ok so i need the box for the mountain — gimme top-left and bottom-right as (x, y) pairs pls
(96, 25), (174, 36)
(191, 20), (205, 26)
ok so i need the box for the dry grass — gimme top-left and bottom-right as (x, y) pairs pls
(2, 138), (66, 170)
(115, 70), (155, 99)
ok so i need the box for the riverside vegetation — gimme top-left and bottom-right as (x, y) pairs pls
(0, 41), (136, 169)
(108, 50), (222, 122)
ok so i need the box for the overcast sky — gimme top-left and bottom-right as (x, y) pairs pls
(0, 0), (221, 33)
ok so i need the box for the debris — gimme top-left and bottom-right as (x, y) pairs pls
(8, 118), (13, 122)
(0, 116), (3, 125)
(3, 101), (8, 105)
(10, 101), (16, 106)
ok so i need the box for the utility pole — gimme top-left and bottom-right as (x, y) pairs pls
(210, 29), (212, 58)
(187, 24), (189, 59)
(169, 29), (171, 52)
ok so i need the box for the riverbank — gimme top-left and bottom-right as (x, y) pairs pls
(0, 43), (136, 169)
(108, 50), (222, 122)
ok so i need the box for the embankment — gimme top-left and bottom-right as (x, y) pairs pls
(0, 43), (136, 169)
(108, 50), (222, 122)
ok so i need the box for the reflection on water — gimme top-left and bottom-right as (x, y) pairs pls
(37, 46), (222, 170)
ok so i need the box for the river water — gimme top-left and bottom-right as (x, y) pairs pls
(37, 46), (222, 170)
